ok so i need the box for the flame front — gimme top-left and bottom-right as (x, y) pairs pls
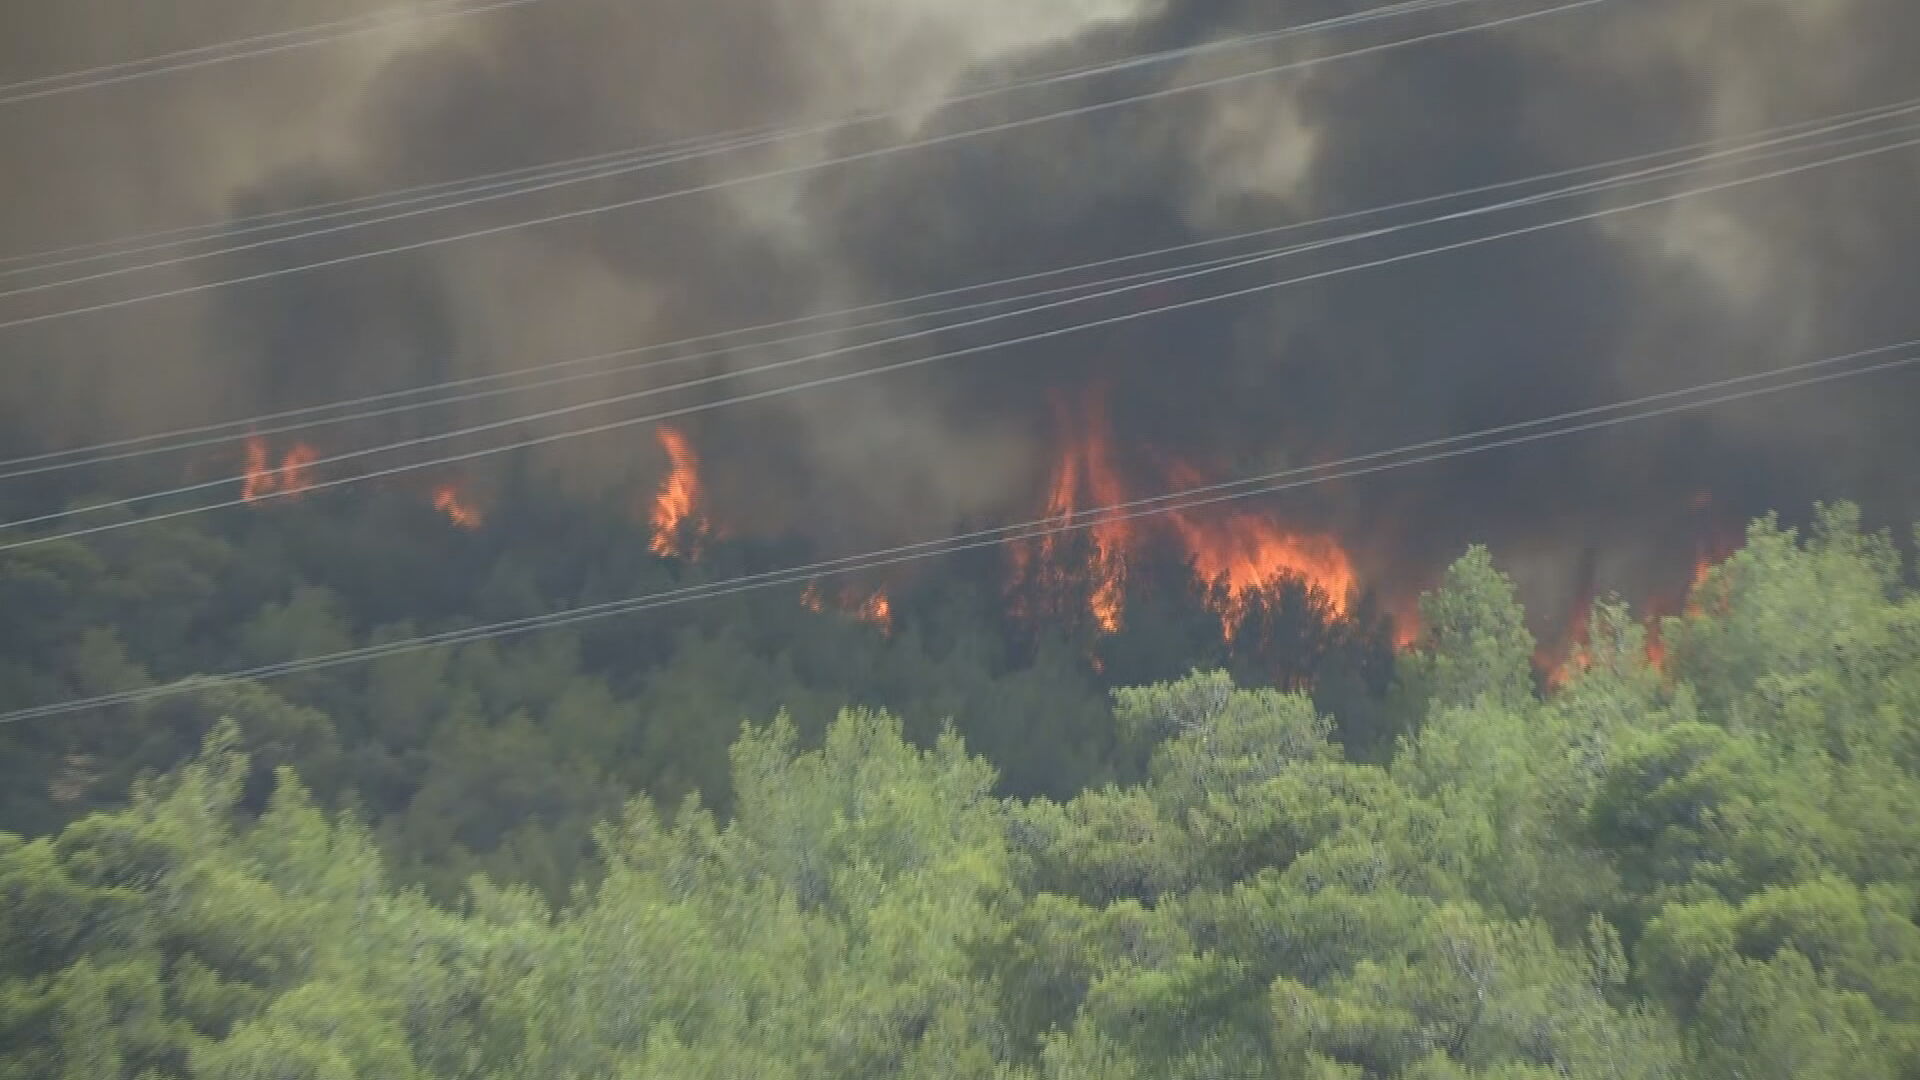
(1010, 389), (1366, 639)
(649, 425), (709, 558)
(433, 485), (484, 530)
(241, 437), (319, 504)
(1168, 505), (1357, 636)
(1158, 459), (1358, 637)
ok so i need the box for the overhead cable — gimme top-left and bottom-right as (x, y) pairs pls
(2, 341), (1911, 723)
(3, 114), (1913, 550)
(0, 0), (545, 108)
(0, 0), (1609, 331)
(0, 0), (1469, 279)
(6, 90), (1915, 480)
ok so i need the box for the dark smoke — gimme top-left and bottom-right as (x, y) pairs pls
(3, 0), (1918, 633)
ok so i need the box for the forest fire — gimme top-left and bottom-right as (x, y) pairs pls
(1542, 512), (1745, 687)
(801, 582), (895, 634)
(1007, 392), (1134, 632)
(1009, 389), (1362, 638)
(240, 437), (318, 503)
(432, 485), (484, 530)
(1167, 503), (1358, 636)
(648, 425), (710, 558)
(853, 590), (893, 633)
(1391, 602), (1423, 649)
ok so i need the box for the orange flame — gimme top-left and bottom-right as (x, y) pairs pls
(242, 437), (274, 502)
(1010, 389), (1368, 641)
(1681, 493), (1741, 617)
(241, 436), (319, 503)
(1168, 505), (1357, 636)
(799, 581), (893, 634)
(853, 590), (893, 634)
(1010, 391), (1133, 632)
(432, 484), (484, 530)
(1159, 458), (1357, 638)
(1684, 541), (1739, 617)
(1543, 499), (1746, 691)
(279, 445), (317, 495)
(649, 425), (710, 558)
(1390, 597), (1424, 649)
(1537, 577), (1597, 690)
(1643, 630), (1669, 673)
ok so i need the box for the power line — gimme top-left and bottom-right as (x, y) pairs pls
(0, 0), (1536, 301)
(7, 88), (1912, 484)
(0, 0), (1608, 332)
(0, 127), (760, 276)
(0, 0), (1468, 279)
(8, 90), (1917, 480)
(5, 117), (1912, 548)
(0, 0), (545, 108)
(4, 342), (1910, 723)
(7, 127), (1916, 548)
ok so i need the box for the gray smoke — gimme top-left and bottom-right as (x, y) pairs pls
(2, 0), (1916, 631)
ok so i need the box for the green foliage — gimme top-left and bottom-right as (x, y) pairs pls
(1401, 546), (1537, 713)
(2, 502), (1918, 1078)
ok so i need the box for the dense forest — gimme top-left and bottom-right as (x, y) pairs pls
(3, 495), (1917, 1078)
(0, 478), (1404, 899)
(7, 0), (1920, 1074)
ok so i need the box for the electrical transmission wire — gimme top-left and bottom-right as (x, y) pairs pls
(0, 0), (1464, 277)
(0, 0), (1609, 331)
(0, 0), (545, 108)
(4, 114), (1914, 550)
(0, 0), (1557, 304)
(3, 340), (1911, 724)
(8, 89), (1916, 481)
(0, 0), (1472, 282)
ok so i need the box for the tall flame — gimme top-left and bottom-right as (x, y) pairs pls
(649, 425), (709, 558)
(241, 436), (319, 503)
(433, 484), (484, 530)
(1010, 389), (1365, 640)
(1009, 391), (1133, 631)
(242, 437), (274, 502)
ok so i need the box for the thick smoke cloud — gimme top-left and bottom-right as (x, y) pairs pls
(2, 0), (1917, 629)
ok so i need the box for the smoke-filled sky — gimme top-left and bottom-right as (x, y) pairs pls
(3, 0), (1917, 628)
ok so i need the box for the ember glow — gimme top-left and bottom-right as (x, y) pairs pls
(432, 485), (484, 530)
(1391, 601), (1424, 649)
(800, 582), (894, 634)
(852, 590), (893, 634)
(240, 437), (319, 503)
(648, 425), (710, 558)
